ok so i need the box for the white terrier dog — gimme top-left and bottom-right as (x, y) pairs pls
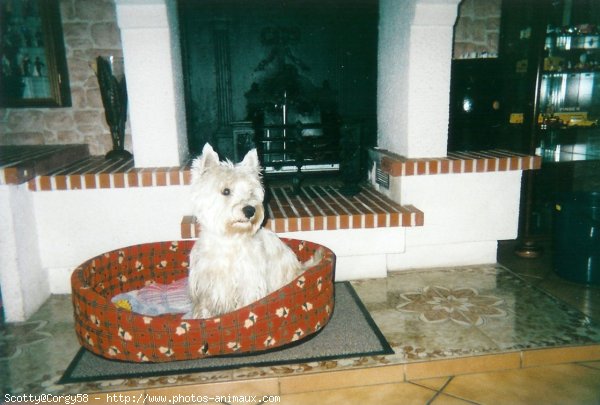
(188, 143), (308, 319)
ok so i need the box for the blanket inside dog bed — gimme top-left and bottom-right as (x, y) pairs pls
(71, 239), (335, 362)
(112, 278), (192, 317)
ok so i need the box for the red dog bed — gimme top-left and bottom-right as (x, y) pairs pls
(71, 239), (335, 362)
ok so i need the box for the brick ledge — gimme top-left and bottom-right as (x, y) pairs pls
(0, 145), (90, 185)
(26, 156), (191, 191)
(181, 185), (424, 238)
(20, 149), (542, 191)
(370, 148), (542, 177)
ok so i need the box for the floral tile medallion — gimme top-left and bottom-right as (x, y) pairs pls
(396, 286), (507, 326)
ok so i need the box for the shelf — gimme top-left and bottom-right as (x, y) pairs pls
(537, 126), (600, 163)
(537, 148), (600, 163)
(542, 70), (600, 75)
(545, 33), (600, 50)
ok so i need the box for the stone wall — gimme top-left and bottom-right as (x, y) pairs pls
(453, 0), (501, 59)
(0, 0), (129, 156)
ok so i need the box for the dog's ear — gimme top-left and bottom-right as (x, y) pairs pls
(191, 143), (219, 180)
(239, 148), (261, 175)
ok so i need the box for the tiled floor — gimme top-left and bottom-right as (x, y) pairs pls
(1, 240), (599, 404)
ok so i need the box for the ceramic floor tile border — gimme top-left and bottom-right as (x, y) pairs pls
(275, 382), (440, 405)
(146, 377), (280, 397)
(278, 364), (405, 395)
(131, 345), (600, 398)
(398, 345), (600, 381)
(521, 345), (600, 368)
(403, 352), (523, 381)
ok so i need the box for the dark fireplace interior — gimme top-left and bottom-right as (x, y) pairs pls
(177, 0), (378, 185)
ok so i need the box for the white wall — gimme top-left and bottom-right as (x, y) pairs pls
(0, 185), (47, 322)
(32, 185), (192, 294)
(373, 0), (522, 270)
(377, 0), (413, 157)
(2, 164), (526, 321)
(400, 171), (522, 245)
(31, 186), (406, 293)
(370, 170), (523, 271)
(116, 0), (189, 167)
(377, 0), (460, 158)
(281, 227), (407, 281)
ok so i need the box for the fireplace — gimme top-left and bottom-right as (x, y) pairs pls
(177, 0), (378, 185)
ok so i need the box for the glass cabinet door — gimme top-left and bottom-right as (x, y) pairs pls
(538, 25), (600, 161)
(532, 0), (600, 235)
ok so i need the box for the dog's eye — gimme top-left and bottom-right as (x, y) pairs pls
(222, 188), (231, 196)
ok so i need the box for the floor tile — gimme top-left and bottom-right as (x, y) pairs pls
(496, 240), (551, 283)
(409, 376), (451, 391)
(473, 267), (600, 351)
(369, 308), (501, 360)
(537, 273), (600, 321)
(27, 294), (75, 324)
(2, 242), (600, 398)
(441, 364), (600, 405)
(142, 379), (279, 404)
(278, 365), (404, 395)
(279, 381), (437, 405)
(404, 353), (521, 380)
(521, 345), (600, 367)
(0, 319), (79, 394)
(581, 360), (600, 370)
(497, 240), (600, 321)
(429, 393), (481, 405)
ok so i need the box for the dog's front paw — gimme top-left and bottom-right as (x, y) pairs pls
(302, 247), (325, 269)
(192, 306), (213, 319)
(313, 247), (325, 264)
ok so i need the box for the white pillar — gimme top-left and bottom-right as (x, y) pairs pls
(378, 0), (460, 158)
(116, 0), (189, 167)
(0, 185), (47, 321)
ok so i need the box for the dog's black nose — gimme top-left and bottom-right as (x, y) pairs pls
(242, 205), (256, 219)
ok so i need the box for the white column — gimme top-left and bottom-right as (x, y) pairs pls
(0, 185), (47, 321)
(378, 0), (460, 158)
(116, 0), (189, 167)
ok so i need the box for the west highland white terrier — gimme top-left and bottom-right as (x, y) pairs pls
(188, 143), (317, 319)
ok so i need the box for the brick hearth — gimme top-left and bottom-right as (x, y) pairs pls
(1, 146), (543, 242)
(180, 184), (424, 239)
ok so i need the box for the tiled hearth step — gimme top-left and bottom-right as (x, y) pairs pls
(375, 149), (542, 177)
(26, 155), (191, 191)
(13, 148), (542, 191)
(0, 144), (90, 185)
(180, 184), (424, 239)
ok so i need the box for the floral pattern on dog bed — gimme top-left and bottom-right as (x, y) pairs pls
(71, 239), (335, 362)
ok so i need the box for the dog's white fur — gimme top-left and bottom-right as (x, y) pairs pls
(188, 143), (305, 319)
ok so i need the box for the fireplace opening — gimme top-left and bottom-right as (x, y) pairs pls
(177, 0), (378, 187)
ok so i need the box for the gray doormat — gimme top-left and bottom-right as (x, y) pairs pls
(59, 282), (393, 383)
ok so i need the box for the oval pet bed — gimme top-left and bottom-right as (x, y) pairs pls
(71, 239), (335, 362)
